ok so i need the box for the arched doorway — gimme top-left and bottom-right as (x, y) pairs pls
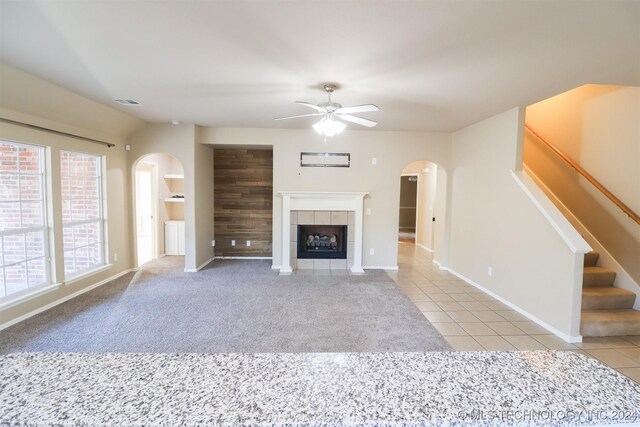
(133, 154), (185, 267)
(398, 160), (448, 266)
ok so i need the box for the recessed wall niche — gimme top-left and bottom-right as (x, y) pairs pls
(213, 149), (273, 257)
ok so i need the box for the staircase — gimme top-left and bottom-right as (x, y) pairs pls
(581, 251), (640, 336)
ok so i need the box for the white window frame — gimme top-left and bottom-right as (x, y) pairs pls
(61, 150), (107, 281)
(0, 140), (52, 302)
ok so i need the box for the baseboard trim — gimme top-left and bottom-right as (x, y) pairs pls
(440, 264), (582, 343)
(0, 268), (135, 332)
(432, 260), (447, 270)
(184, 256), (215, 273)
(415, 243), (434, 253)
(214, 256), (273, 260)
(363, 265), (399, 271)
(271, 265), (282, 270)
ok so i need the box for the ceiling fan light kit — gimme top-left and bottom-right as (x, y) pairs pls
(275, 84), (379, 137)
(313, 115), (346, 137)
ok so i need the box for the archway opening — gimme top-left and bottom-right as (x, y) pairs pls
(398, 160), (448, 267)
(133, 154), (185, 268)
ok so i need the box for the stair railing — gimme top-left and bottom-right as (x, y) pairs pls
(524, 124), (640, 225)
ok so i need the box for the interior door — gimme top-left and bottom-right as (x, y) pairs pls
(135, 167), (155, 266)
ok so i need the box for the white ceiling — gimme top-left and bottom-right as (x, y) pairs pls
(1, 0), (639, 132)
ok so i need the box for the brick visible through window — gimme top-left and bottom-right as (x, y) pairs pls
(61, 151), (105, 277)
(0, 141), (49, 297)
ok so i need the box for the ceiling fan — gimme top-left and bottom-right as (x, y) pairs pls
(275, 84), (379, 136)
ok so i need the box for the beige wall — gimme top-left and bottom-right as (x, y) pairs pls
(449, 107), (584, 339)
(128, 124), (214, 271)
(0, 64), (141, 140)
(525, 85), (640, 283)
(0, 64), (141, 326)
(433, 166), (449, 265)
(198, 127), (451, 268)
(418, 163), (438, 251)
(193, 127), (215, 269)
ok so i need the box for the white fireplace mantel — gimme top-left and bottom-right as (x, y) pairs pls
(279, 191), (368, 274)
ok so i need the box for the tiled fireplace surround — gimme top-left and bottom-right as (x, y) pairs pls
(290, 210), (355, 270)
(279, 191), (367, 274)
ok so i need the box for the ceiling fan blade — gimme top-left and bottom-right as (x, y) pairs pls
(335, 104), (379, 114)
(274, 113), (323, 121)
(336, 114), (377, 128)
(294, 101), (326, 112)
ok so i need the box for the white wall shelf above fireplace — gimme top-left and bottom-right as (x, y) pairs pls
(279, 191), (368, 274)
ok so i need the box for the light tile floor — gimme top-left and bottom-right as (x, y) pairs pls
(388, 243), (640, 383)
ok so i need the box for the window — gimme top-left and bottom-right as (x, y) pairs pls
(61, 151), (105, 277)
(0, 141), (49, 298)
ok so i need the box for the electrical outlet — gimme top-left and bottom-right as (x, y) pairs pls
(231, 240), (236, 247)
(372, 157), (377, 165)
(246, 240), (251, 247)
(369, 248), (375, 255)
(366, 208), (371, 215)
(488, 266), (493, 277)
(212, 240), (215, 247)
(113, 253), (118, 262)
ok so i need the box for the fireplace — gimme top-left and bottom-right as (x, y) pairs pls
(297, 225), (347, 259)
(279, 191), (367, 273)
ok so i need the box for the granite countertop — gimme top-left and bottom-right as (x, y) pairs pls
(1, 351), (639, 426)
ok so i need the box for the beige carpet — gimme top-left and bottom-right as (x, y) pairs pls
(0, 257), (451, 353)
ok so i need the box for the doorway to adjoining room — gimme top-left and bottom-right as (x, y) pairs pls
(398, 160), (439, 253)
(135, 163), (156, 266)
(134, 154), (185, 268)
(399, 174), (418, 243)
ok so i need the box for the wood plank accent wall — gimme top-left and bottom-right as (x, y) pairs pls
(214, 149), (273, 257)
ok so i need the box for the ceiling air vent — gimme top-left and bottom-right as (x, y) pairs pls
(114, 99), (141, 106)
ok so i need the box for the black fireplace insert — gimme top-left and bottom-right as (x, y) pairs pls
(297, 224), (347, 259)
